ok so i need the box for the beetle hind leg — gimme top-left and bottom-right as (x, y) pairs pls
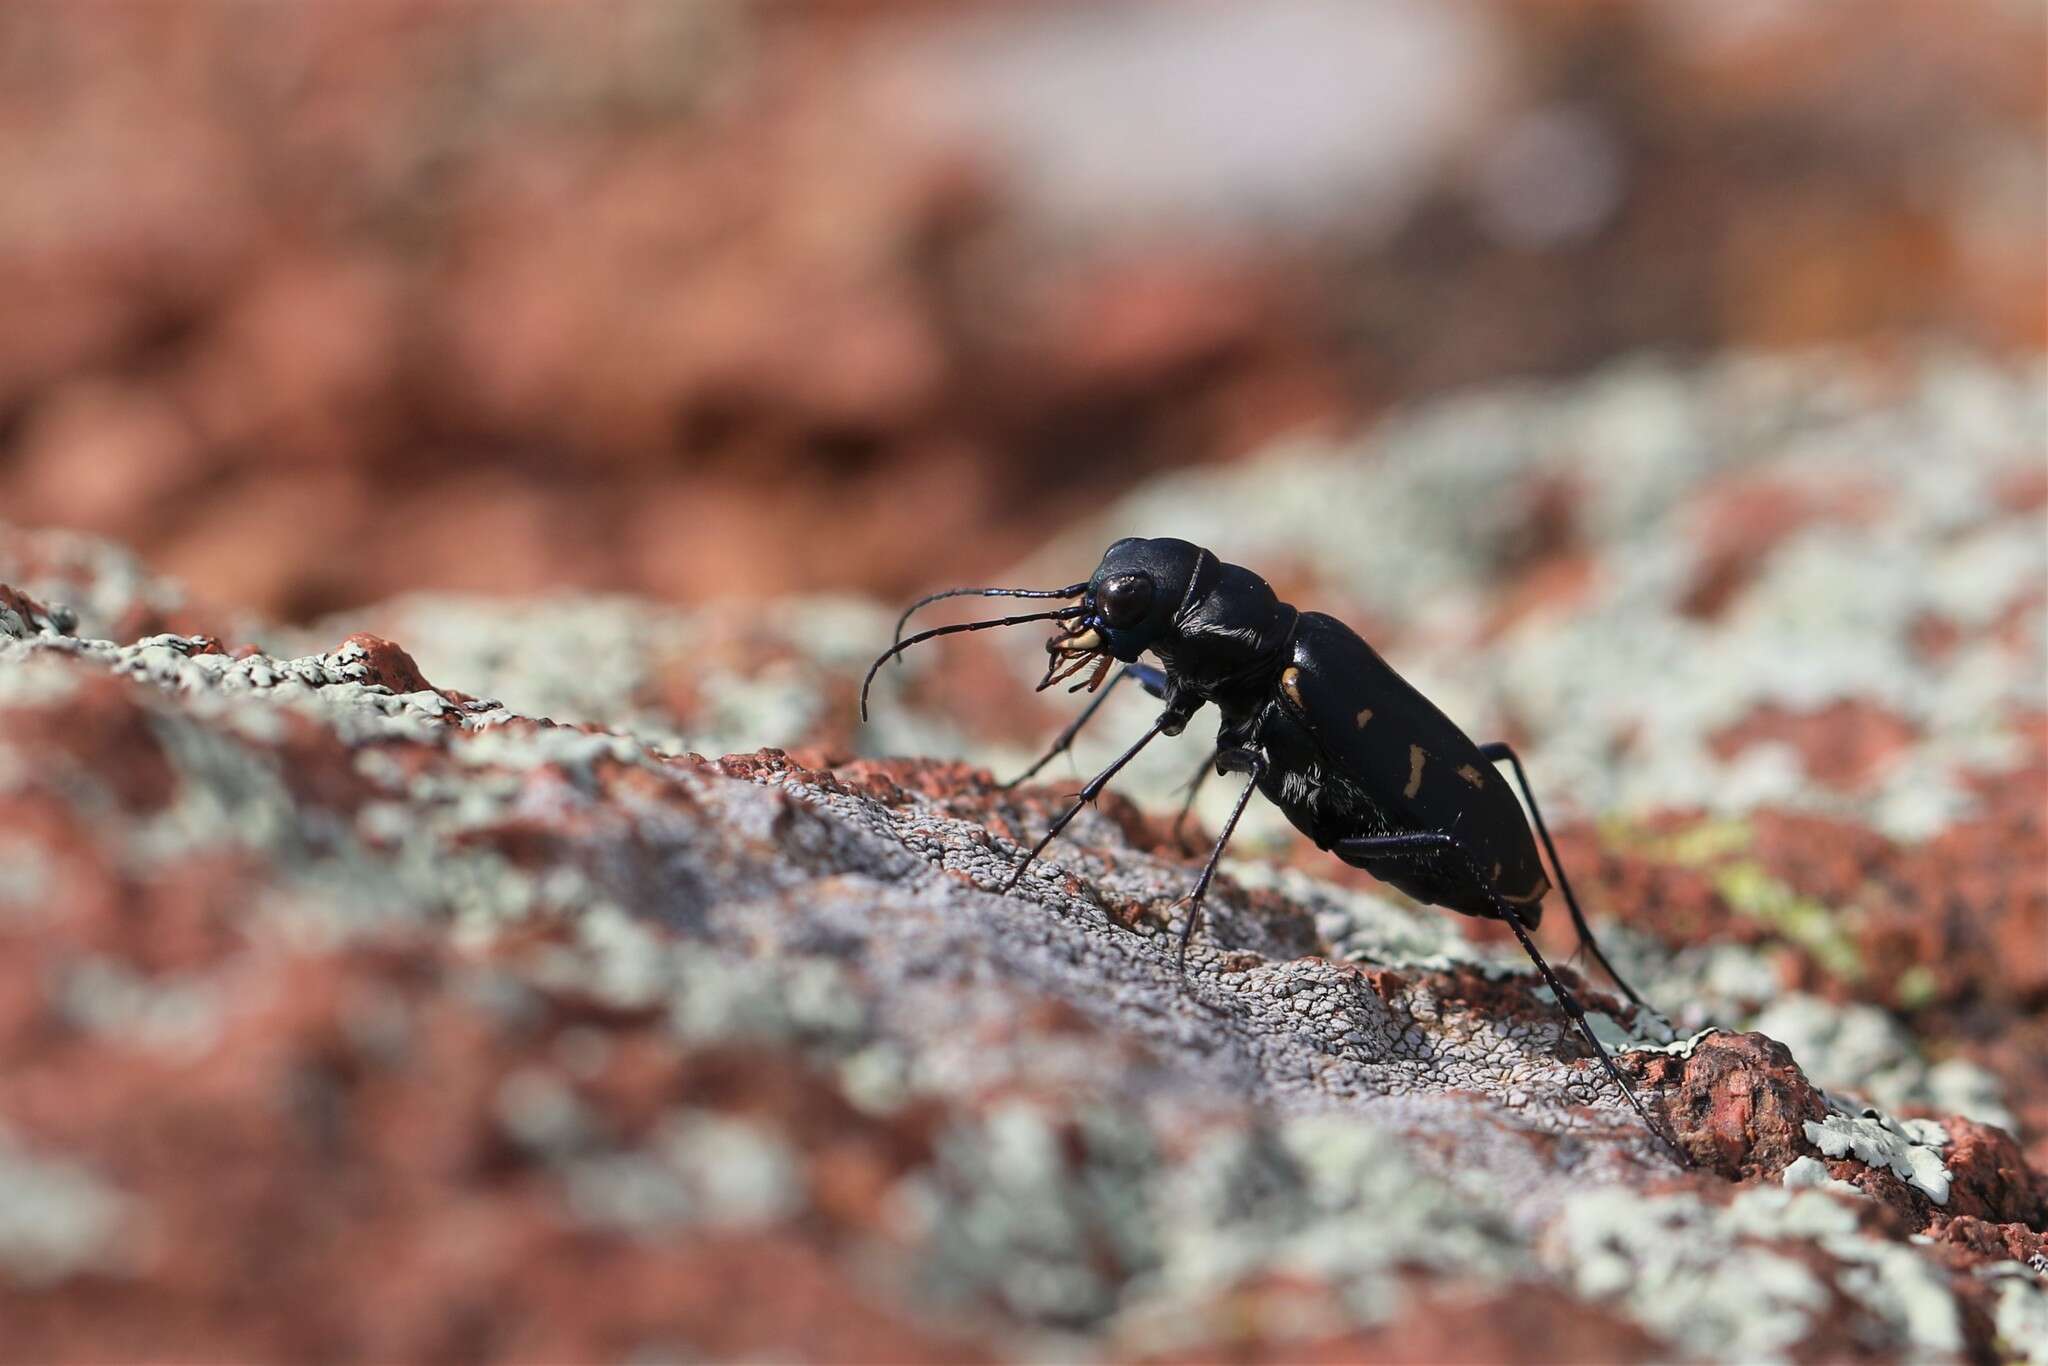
(1331, 829), (1688, 1166)
(1478, 741), (1653, 1014)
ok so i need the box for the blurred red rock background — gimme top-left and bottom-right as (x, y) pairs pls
(2, 0), (2041, 621)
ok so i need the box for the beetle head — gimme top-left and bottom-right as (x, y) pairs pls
(1041, 537), (1215, 682)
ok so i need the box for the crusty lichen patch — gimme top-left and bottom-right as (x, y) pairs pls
(1981, 1262), (2048, 1366)
(1547, 1184), (1964, 1364)
(0, 1125), (129, 1287)
(1804, 1109), (1954, 1205)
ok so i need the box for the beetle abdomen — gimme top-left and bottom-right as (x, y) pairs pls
(1271, 612), (1550, 922)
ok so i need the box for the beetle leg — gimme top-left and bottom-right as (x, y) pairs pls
(1170, 746), (1220, 854)
(1001, 713), (1170, 892)
(1478, 741), (1652, 1013)
(1173, 748), (1265, 976)
(1002, 664), (1171, 791)
(1124, 663), (1170, 699)
(1003, 666), (1130, 789)
(1331, 830), (1687, 1166)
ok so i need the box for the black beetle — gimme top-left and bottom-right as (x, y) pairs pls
(863, 535), (1680, 1160)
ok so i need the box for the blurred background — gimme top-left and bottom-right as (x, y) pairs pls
(3, 0), (2040, 619)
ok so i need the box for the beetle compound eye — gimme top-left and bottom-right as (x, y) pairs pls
(1099, 574), (1154, 629)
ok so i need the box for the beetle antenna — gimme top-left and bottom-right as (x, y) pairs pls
(893, 583), (1088, 660)
(861, 606), (1087, 721)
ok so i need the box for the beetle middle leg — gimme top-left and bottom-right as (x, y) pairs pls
(1170, 745), (1221, 853)
(1332, 830), (1685, 1164)
(1173, 747), (1265, 974)
(1478, 741), (1651, 1012)
(1003, 664), (1170, 790)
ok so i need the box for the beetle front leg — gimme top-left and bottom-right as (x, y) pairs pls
(1002, 664), (1168, 790)
(1001, 712), (1172, 893)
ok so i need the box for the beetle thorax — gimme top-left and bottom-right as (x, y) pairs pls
(1152, 562), (1298, 711)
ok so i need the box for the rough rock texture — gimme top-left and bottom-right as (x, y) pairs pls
(2, 505), (2044, 1362)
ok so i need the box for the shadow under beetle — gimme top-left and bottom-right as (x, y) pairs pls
(862, 536), (1683, 1162)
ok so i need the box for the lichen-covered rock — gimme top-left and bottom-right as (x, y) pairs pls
(0, 516), (2041, 1361)
(0, 584), (71, 639)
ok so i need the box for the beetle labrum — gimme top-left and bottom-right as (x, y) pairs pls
(862, 536), (1681, 1161)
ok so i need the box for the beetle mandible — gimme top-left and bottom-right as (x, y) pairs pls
(861, 535), (1680, 1161)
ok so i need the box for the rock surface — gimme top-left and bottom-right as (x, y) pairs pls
(1, 506), (2043, 1362)
(1, 348), (2044, 1362)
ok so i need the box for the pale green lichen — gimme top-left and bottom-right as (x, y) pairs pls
(1895, 964), (1942, 1010)
(1713, 861), (1865, 982)
(1979, 1262), (2048, 1366)
(0, 650), (87, 709)
(654, 1111), (805, 1228)
(1548, 1188), (1831, 1363)
(52, 958), (224, 1059)
(903, 1102), (1529, 1347)
(1803, 1111), (1952, 1205)
(0, 1125), (129, 1287)
(1599, 814), (1755, 867)
(1587, 1014), (1704, 1055)
(837, 1043), (914, 1115)
(561, 1112), (804, 1238)
(0, 834), (53, 920)
(1139, 1114), (1525, 1330)
(907, 1101), (1159, 1327)
(1780, 1155), (1862, 1197)
(495, 1067), (593, 1157)
(1547, 1184), (1962, 1363)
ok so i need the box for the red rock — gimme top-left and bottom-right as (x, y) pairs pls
(1324, 1282), (1672, 1365)
(1641, 1031), (1827, 1180)
(337, 633), (435, 696)
(1941, 1119), (2048, 1228)
(2, 521), (2043, 1361)
(1708, 698), (1920, 793)
(1925, 1214), (2047, 1268)
(1678, 475), (1882, 621)
(0, 672), (180, 816)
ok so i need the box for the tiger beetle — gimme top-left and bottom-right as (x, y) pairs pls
(861, 536), (1683, 1162)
